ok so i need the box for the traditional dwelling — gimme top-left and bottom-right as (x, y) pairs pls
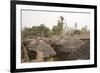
(67, 41), (90, 60)
(51, 36), (84, 61)
(21, 45), (29, 63)
(26, 48), (44, 62)
(28, 39), (56, 62)
(41, 37), (51, 43)
(79, 32), (90, 42)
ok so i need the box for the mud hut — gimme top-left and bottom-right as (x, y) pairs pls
(51, 36), (84, 61)
(41, 37), (51, 43)
(26, 48), (44, 62)
(56, 37), (83, 52)
(79, 32), (90, 42)
(67, 40), (90, 60)
(28, 39), (56, 62)
(21, 45), (29, 63)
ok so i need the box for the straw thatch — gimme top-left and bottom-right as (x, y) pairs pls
(53, 37), (84, 53)
(79, 32), (90, 40)
(26, 48), (37, 61)
(28, 39), (56, 58)
(28, 39), (39, 48)
(67, 40), (90, 60)
(41, 37), (51, 43)
(21, 46), (29, 63)
(36, 40), (56, 57)
(26, 48), (44, 62)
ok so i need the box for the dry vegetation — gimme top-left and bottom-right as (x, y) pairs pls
(21, 16), (90, 63)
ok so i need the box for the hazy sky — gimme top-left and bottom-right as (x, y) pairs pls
(22, 10), (90, 29)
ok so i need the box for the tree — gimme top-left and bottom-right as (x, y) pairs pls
(21, 27), (33, 39)
(75, 22), (77, 29)
(60, 16), (64, 21)
(32, 24), (51, 37)
(58, 16), (64, 33)
(73, 29), (80, 35)
(22, 24), (51, 39)
(81, 25), (88, 32)
(52, 16), (64, 36)
(22, 16), (65, 38)
(52, 25), (58, 35)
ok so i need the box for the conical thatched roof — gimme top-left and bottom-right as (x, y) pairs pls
(41, 37), (51, 43)
(27, 39), (39, 48)
(28, 39), (56, 58)
(36, 40), (56, 57)
(67, 41), (90, 60)
(53, 37), (84, 53)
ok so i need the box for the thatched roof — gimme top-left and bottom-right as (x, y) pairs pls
(26, 48), (44, 62)
(27, 39), (39, 48)
(41, 37), (51, 43)
(37, 40), (56, 57)
(28, 39), (56, 58)
(21, 47), (29, 60)
(67, 41), (90, 60)
(53, 37), (84, 53)
(79, 32), (90, 40)
(22, 38), (34, 47)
